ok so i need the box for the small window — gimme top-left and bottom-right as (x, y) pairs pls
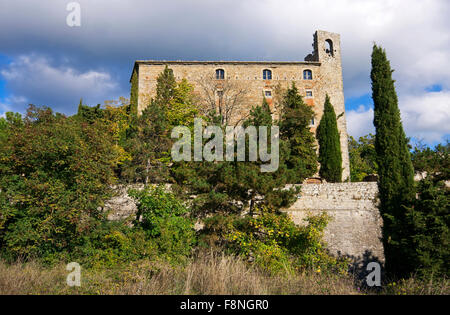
(216, 69), (225, 80)
(265, 90), (272, 97)
(310, 117), (315, 126)
(217, 90), (224, 98)
(263, 69), (272, 80)
(306, 90), (313, 98)
(303, 70), (313, 80)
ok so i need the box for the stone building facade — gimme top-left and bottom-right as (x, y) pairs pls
(130, 30), (350, 181)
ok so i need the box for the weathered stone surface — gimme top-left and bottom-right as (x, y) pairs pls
(131, 30), (350, 181)
(283, 182), (384, 263)
(105, 182), (384, 263)
(103, 184), (143, 221)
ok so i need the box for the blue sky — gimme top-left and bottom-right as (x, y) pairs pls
(0, 0), (449, 146)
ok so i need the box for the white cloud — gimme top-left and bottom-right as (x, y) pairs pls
(346, 105), (375, 139)
(400, 91), (450, 143)
(0, 54), (121, 114)
(0, 0), (449, 142)
(346, 91), (450, 144)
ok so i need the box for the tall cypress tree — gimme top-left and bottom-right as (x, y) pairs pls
(279, 83), (318, 183)
(371, 45), (415, 277)
(316, 94), (342, 182)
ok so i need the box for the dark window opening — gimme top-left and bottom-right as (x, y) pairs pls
(263, 69), (272, 80)
(325, 39), (334, 56)
(303, 70), (313, 80)
(216, 69), (225, 80)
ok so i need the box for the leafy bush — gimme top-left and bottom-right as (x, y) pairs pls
(129, 186), (196, 260)
(69, 221), (157, 268)
(405, 178), (449, 278)
(201, 209), (348, 275)
(0, 106), (121, 260)
(348, 134), (377, 182)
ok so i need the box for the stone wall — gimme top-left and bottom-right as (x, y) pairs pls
(104, 182), (384, 264)
(283, 182), (384, 264)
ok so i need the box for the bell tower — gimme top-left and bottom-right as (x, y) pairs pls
(306, 30), (350, 181)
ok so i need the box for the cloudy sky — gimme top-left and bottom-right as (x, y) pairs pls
(0, 0), (449, 145)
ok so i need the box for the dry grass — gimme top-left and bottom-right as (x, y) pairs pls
(380, 276), (449, 295)
(0, 251), (447, 295)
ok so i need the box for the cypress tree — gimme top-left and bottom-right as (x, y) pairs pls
(371, 44), (415, 277)
(279, 83), (318, 183)
(316, 94), (342, 182)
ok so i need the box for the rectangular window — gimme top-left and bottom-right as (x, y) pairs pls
(265, 90), (272, 97)
(306, 90), (313, 98)
(310, 117), (315, 126)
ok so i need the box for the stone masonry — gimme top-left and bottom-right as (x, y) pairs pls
(283, 182), (384, 263)
(130, 30), (351, 181)
(104, 182), (384, 263)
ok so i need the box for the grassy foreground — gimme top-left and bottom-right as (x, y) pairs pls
(0, 251), (448, 295)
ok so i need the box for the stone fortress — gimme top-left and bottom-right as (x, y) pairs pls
(123, 30), (384, 264)
(130, 30), (350, 181)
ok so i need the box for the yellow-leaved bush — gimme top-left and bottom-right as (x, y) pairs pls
(201, 208), (349, 275)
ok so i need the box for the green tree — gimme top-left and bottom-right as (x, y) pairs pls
(411, 141), (449, 182)
(371, 44), (416, 277)
(173, 98), (297, 217)
(279, 83), (318, 183)
(123, 66), (176, 184)
(76, 99), (104, 123)
(166, 78), (199, 128)
(316, 95), (342, 182)
(348, 133), (377, 182)
(129, 185), (196, 259)
(0, 105), (120, 259)
(236, 97), (296, 214)
(406, 178), (449, 278)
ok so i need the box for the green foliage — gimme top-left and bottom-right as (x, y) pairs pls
(167, 78), (199, 128)
(279, 83), (318, 183)
(129, 69), (139, 121)
(317, 95), (342, 182)
(123, 67), (175, 184)
(406, 178), (449, 278)
(236, 98), (298, 214)
(129, 186), (196, 259)
(412, 141), (449, 182)
(0, 105), (121, 260)
(66, 221), (157, 268)
(348, 133), (378, 182)
(172, 97), (298, 216)
(124, 67), (199, 184)
(371, 44), (416, 277)
(76, 99), (104, 123)
(201, 209), (348, 275)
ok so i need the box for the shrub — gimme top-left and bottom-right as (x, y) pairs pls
(406, 178), (449, 278)
(202, 209), (348, 275)
(68, 221), (157, 268)
(129, 185), (196, 260)
(0, 106), (121, 260)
